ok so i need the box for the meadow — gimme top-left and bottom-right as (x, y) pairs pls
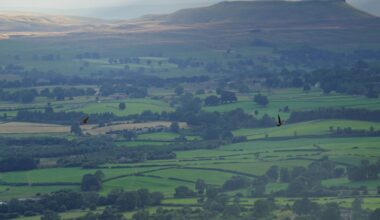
(233, 119), (380, 140)
(204, 88), (380, 118)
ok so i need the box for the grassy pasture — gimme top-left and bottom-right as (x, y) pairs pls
(322, 178), (380, 191)
(150, 168), (236, 185)
(0, 185), (78, 201)
(76, 98), (173, 116)
(116, 140), (169, 147)
(204, 88), (380, 117)
(102, 175), (193, 197)
(0, 167), (163, 184)
(233, 119), (380, 140)
(137, 132), (180, 140)
(221, 137), (380, 165)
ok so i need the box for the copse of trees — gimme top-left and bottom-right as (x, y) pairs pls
(0, 87), (97, 103)
(220, 90), (238, 103)
(174, 186), (196, 198)
(0, 157), (39, 172)
(81, 171), (104, 191)
(0, 89), (38, 103)
(118, 102), (126, 110)
(347, 159), (380, 181)
(270, 157), (345, 197)
(222, 176), (251, 191)
(254, 94), (269, 106)
(204, 95), (221, 106)
(0, 188), (164, 219)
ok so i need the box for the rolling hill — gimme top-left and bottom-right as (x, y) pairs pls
(156, 0), (375, 25)
(0, 11), (106, 32)
(0, 0), (379, 48)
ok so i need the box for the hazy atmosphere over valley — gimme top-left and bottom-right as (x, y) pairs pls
(0, 0), (380, 220)
(0, 0), (380, 18)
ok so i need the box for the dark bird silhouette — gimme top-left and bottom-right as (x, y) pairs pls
(277, 114), (283, 127)
(81, 116), (89, 125)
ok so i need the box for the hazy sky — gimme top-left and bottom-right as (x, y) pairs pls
(0, 0), (379, 18)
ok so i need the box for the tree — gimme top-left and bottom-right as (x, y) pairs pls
(223, 176), (250, 191)
(352, 198), (365, 220)
(195, 179), (206, 195)
(137, 189), (151, 208)
(175, 86), (184, 96)
(70, 123), (83, 136)
(81, 174), (102, 191)
(45, 103), (54, 114)
(220, 91), (237, 103)
(303, 84), (311, 92)
(254, 94), (269, 106)
(319, 203), (340, 220)
(53, 87), (65, 101)
(150, 192), (164, 205)
(99, 207), (124, 220)
(133, 210), (150, 220)
(223, 204), (241, 217)
(94, 170), (105, 181)
(41, 211), (61, 220)
(115, 191), (138, 211)
(370, 208), (380, 220)
(280, 168), (290, 183)
(266, 165), (279, 182)
(204, 95), (220, 106)
(170, 122), (180, 133)
(174, 186), (195, 198)
(292, 198), (319, 216)
(118, 102), (126, 110)
(251, 182), (266, 197)
(253, 199), (272, 218)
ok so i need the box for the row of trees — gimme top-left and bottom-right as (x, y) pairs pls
(0, 188), (164, 219)
(0, 87), (96, 103)
(0, 157), (39, 172)
(204, 91), (238, 106)
(347, 160), (380, 181)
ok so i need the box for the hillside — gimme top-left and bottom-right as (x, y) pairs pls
(157, 0), (375, 25)
(0, 12), (105, 32)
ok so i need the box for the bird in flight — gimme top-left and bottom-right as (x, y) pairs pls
(277, 114), (284, 127)
(81, 116), (89, 125)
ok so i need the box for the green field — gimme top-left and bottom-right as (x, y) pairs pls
(102, 176), (193, 196)
(204, 89), (380, 117)
(74, 98), (173, 116)
(0, 167), (164, 184)
(137, 132), (180, 140)
(233, 119), (380, 140)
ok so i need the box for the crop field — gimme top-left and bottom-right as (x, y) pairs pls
(0, 121), (185, 135)
(83, 121), (187, 135)
(0, 122), (69, 134)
